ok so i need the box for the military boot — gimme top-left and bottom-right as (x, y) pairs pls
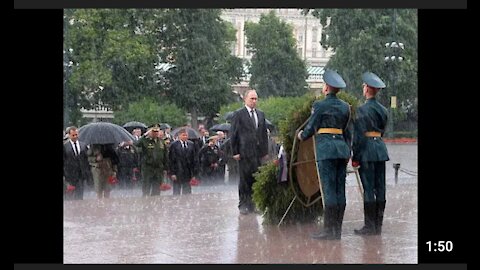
(375, 200), (386, 235)
(354, 202), (377, 235)
(334, 204), (346, 239)
(311, 206), (337, 240)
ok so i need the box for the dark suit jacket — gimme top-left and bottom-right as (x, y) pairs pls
(63, 140), (91, 184)
(230, 107), (269, 159)
(168, 140), (198, 180)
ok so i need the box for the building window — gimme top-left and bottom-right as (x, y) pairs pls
(297, 47), (303, 56)
(312, 47), (317, 58)
(298, 33), (303, 43)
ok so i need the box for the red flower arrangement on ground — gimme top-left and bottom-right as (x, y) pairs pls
(66, 184), (76, 193)
(108, 175), (118, 185)
(189, 178), (200, 186)
(160, 183), (172, 191)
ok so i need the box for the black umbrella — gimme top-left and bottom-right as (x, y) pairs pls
(224, 111), (235, 122)
(160, 123), (171, 130)
(123, 121), (148, 133)
(79, 122), (135, 145)
(210, 123), (231, 132)
(171, 126), (201, 139)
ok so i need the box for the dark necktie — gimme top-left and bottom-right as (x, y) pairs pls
(183, 142), (187, 149)
(73, 141), (79, 156)
(250, 110), (257, 129)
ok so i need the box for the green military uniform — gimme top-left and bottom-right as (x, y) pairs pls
(300, 69), (352, 240)
(353, 72), (389, 235)
(134, 126), (168, 196)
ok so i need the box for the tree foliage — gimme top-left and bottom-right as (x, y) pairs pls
(245, 11), (308, 97)
(64, 9), (243, 129)
(308, 9), (418, 129)
(64, 9), (162, 126)
(112, 98), (187, 128)
(65, 10), (160, 108)
(161, 9), (243, 128)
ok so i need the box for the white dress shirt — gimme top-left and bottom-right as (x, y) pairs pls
(70, 140), (80, 156)
(245, 105), (258, 128)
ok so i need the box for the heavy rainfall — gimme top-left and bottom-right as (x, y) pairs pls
(63, 9), (418, 264)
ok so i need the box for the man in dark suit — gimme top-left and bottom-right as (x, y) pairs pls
(169, 128), (198, 195)
(63, 126), (91, 200)
(298, 70), (352, 240)
(352, 72), (390, 236)
(230, 89), (269, 214)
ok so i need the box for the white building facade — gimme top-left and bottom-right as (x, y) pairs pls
(221, 8), (333, 94)
(221, 8), (333, 67)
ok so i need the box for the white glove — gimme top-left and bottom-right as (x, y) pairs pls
(297, 130), (304, 141)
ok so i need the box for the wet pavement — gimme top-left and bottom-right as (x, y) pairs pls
(64, 143), (417, 264)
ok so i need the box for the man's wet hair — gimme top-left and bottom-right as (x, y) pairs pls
(66, 126), (78, 134)
(178, 128), (187, 135)
(243, 89), (257, 99)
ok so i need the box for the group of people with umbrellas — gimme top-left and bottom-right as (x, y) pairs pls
(63, 123), (136, 200)
(64, 112), (274, 199)
(63, 116), (276, 199)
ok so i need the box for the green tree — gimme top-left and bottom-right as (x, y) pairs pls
(307, 9), (418, 131)
(161, 9), (243, 129)
(64, 9), (162, 126)
(113, 98), (187, 128)
(254, 95), (311, 129)
(245, 11), (308, 97)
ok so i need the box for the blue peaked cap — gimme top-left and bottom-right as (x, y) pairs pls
(362, 72), (386, 89)
(323, 69), (346, 89)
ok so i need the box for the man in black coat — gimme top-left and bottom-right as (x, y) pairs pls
(168, 128), (198, 195)
(198, 135), (221, 184)
(63, 126), (91, 200)
(230, 89), (269, 214)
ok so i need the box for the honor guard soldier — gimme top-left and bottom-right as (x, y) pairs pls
(352, 72), (390, 235)
(298, 69), (352, 240)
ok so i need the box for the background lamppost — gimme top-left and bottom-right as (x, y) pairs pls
(384, 9), (405, 138)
